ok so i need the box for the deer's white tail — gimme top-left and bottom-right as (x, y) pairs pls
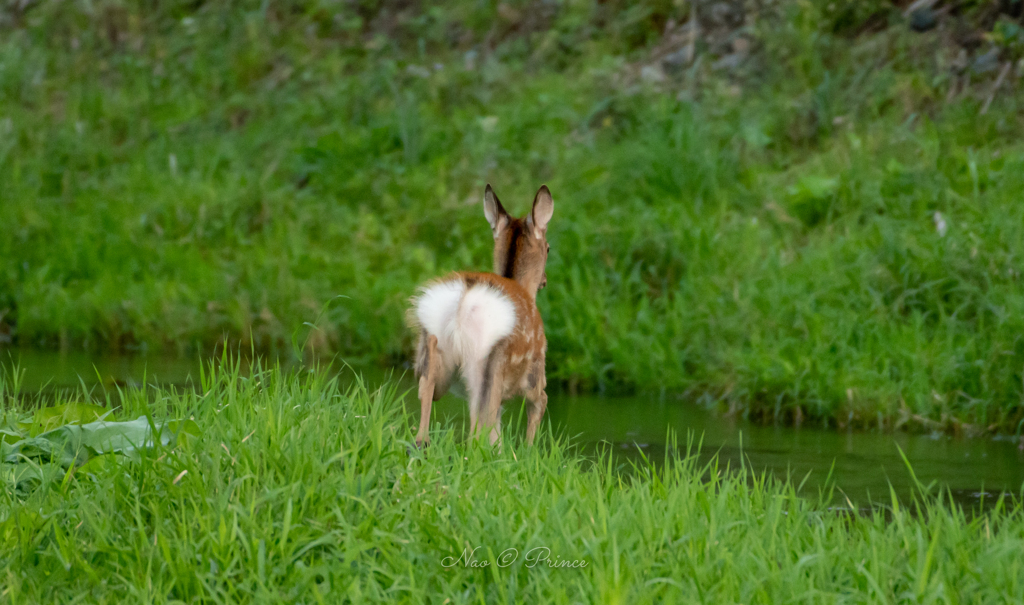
(414, 278), (516, 369)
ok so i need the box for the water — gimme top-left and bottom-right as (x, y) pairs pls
(6, 350), (1024, 508)
(544, 393), (1024, 508)
(11, 349), (204, 391)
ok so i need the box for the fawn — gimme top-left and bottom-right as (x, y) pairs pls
(408, 184), (554, 446)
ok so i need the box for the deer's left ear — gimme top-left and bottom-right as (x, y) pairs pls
(527, 185), (554, 239)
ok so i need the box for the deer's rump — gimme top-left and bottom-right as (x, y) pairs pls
(410, 273), (519, 371)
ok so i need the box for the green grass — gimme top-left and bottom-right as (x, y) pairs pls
(2, 362), (1024, 602)
(3, 1), (1024, 427)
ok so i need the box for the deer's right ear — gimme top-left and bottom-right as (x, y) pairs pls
(483, 184), (509, 237)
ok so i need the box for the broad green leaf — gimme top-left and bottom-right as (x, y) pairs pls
(1, 411), (201, 493)
(0, 461), (64, 495)
(36, 415), (199, 458)
(22, 403), (110, 436)
(0, 429), (23, 445)
(45, 416), (157, 456)
(3, 436), (84, 467)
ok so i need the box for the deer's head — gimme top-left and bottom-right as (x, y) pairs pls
(483, 184), (554, 298)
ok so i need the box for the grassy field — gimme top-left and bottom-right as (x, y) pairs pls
(1, 363), (1023, 602)
(3, 1), (1024, 428)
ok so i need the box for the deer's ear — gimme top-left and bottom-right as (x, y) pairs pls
(527, 185), (554, 239)
(483, 184), (509, 236)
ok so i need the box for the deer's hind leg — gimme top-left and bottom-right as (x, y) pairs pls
(415, 332), (452, 447)
(472, 348), (506, 446)
(524, 360), (548, 446)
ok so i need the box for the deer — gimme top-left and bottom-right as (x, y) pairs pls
(408, 184), (554, 447)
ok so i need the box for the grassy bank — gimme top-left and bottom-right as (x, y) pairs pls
(1, 364), (1024, 602)
(3, 1), (1024, 427)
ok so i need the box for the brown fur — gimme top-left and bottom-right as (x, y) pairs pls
(411, 185), (554, 446)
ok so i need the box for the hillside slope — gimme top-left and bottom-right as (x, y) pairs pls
(2, 1), (1024, 429)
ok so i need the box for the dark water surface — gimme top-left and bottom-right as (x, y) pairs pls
(7, 350), (1024, 508)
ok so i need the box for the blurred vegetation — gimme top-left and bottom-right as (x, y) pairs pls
(2, 0), (1024, 429)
